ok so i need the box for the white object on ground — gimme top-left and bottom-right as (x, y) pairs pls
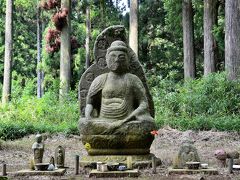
(233, 165), (240, 169)
(201, 163), (208, 169)
(48, 164), (55, 171)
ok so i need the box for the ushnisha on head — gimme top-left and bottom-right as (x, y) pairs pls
(106, 41), (129, 73)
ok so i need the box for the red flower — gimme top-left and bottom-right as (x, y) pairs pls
(151, 130), (158, 136)
(52, 8), (69, 31)
(60, 8), (69, 18)
(40, 0), (60, 10)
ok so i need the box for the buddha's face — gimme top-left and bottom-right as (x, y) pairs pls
(36, 134), (42, 143)
(181, 145), (191, 154)
(107, 50), (129, 73)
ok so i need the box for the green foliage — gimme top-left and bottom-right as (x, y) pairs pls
(0, 0), (6, 82)
(163, 0), (182, 40)
(212, 4), (225, 70)
(0, 0), (38, 84)
(15, 0), (38, 8)
(39, 0), (124, 92)
(139, 0), (225, 80)
(0, 90), (79, 140)
(152, 72), (240, 131)
(137, 0), (184, 81)
(212, 4), (225, 52)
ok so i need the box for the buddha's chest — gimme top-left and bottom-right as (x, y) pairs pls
(102, 79), (128, 98)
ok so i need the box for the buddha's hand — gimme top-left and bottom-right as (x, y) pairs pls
(118, 115), (136, 126)
(85, 114), (92, 120)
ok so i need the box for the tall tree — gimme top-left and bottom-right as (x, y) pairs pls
(225, 0), (240, 80)
(60, 0), (71, 100)
(204, 0), (218, 75)
(37, 0), (44, 98)
(99, 0), (106, 30)
(85, 0), (91, 69)
(182, 0), (195, 79)
(2, 0), (13, 104)
(129, 0), (138, 56)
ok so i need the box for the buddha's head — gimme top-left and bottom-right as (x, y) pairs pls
(106, 41), (129, 73)
(35, 134), (42, 143)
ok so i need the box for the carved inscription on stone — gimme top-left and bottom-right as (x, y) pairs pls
(85, 72), (95, 82)
(80, 89), (88, 99)
(97, 58), (107, 69)
(97, 39), (109, 50)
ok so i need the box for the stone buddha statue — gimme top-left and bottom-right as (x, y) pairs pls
(79, 40), (156, 155)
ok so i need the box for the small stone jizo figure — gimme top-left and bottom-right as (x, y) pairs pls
(55, 146), (65, 168)
(32, 134), (44, 164)
(173, 140), (200, 169)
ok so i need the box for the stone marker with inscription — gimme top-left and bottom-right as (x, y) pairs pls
(173, 140), (200, 169)
(170, 140), (218, 175)
(55, 146), (65, 168)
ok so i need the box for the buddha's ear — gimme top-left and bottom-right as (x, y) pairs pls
(123, 51), (130, 71)
(105, 53), (109, 61)
(105, 50), (110, 63)
(105, 53), (110, 69)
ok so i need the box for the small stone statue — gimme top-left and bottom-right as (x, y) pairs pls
(32, 134), (44, 164)
(214, 149), (227, 167)
(173, 140), (200, 169)
(55, 146), (65, 168)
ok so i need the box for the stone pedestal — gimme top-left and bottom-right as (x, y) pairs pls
(80, 154), (161, 168)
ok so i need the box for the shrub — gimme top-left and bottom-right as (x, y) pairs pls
(151, 72), (240, 131)
(0, 91), (79, 140)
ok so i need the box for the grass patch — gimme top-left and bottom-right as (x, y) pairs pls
(152, 72), (240, 131)
(0, 91), (79, 140)
(155, 115), (240, 131)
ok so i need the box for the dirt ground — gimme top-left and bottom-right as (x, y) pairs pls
(1, 126), (240, 180)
